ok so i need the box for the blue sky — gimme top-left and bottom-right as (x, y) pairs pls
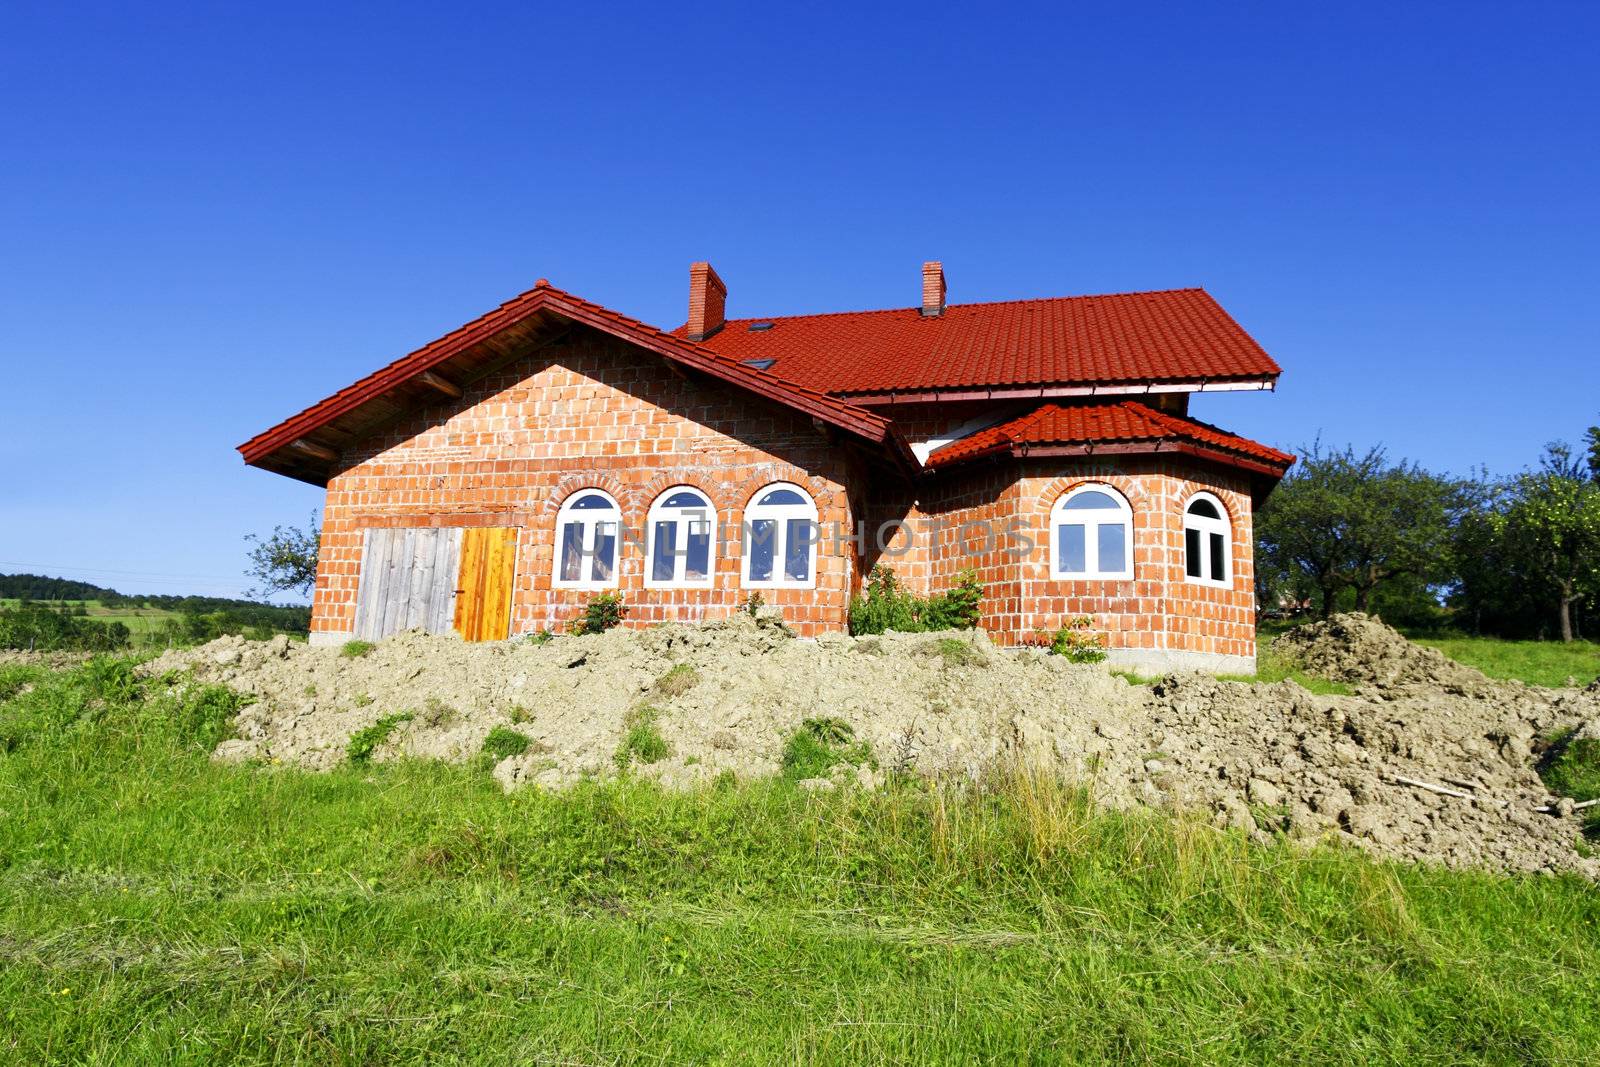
(2, 2), (1596, 600)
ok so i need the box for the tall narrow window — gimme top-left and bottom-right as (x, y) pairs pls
(741, 482), (818, 588)
(552, 490), (620, 590)
(645, 487), (716, 588)
(1183, 492), (1231, 586)
(1049, 485), (1134, 579)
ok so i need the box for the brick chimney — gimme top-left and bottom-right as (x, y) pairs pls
(687, 261), (727, 341)
(921, 261), (946, 317)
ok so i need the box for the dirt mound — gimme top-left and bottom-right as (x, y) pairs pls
(1273, 613), (1493, 694)
(140, 613), (1600, 877)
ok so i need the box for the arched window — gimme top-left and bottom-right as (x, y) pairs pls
(742, 482), (818, 588)
(645, 487), (716, 588)
(1049, 484), (1133, 579)
(1184, 492), (1231, 586)
(552, 489), (620, 589)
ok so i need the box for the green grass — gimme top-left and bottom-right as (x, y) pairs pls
(1220, 637), (1355, 695)
(3, 660), (1600, 1063)
(614, 705), (669, 769)
(781, 717), (876, 781)
(340, 638), (376, 658)
(1108, 638), (1354, 696)
(1410, 634), (1600, 688)
(481, 725), (531, 760)
(346, 712), (414, 764)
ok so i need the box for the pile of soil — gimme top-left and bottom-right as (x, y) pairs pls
(141, 613), (1600, 877)
(1274, 613), (1496, 695)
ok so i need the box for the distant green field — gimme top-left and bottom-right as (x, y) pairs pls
(0, 598), (181, 636)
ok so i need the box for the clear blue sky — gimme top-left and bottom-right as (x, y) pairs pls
(2, 2), (1596, 601)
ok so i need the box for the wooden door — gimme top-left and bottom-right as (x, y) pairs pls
(353, 528), (462, 641)
(352, 526), (518, 642)
(452, 527), (519, 641)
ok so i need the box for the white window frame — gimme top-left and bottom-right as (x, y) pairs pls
(644, 486), (717, 589)
(551, 489), (622, 591)
(740, 481), (819, 590)
(1183, 491), (1232, 588)
(1048, 484), (1135, 580)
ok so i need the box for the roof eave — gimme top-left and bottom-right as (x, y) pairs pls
(843, 377), (1278, 406)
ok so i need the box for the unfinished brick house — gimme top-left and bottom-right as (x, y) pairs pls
(240, 262), (1291, 672)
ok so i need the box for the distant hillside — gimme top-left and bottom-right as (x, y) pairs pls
(0, 573), (303, 615)
(0, 573), (115, 602)
(0, 572), (309, 650)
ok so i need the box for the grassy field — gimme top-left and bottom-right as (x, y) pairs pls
(0, 597), (180, 636)
(3, 659), (1599, 1064)
(1409, 634), (1600, 688)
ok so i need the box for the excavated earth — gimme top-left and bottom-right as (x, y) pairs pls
(140, 612), (1600, 877)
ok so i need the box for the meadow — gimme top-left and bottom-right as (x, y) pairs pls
(2, 655), (1598, 1065)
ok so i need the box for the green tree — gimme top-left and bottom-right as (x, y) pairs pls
(245, 514), (320, 598)
(1256, 444), (1465, 618)
(1499, 444), (1600, 642)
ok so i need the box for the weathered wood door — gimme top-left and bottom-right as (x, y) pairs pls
(352, 527), (518, 642)
(452, 527), (518, 642)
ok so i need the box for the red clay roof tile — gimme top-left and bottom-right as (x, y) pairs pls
(925, 400), (1294, 472)
(675, 288), (1280, 395)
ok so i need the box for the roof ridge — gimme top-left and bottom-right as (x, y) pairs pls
(716, 286), (1210, 326)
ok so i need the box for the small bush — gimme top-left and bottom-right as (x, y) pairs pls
(849, 567), (984, 636)
(347, 712), (414, 765)
(1049, 617), (1108, 664)
(341, 639), (375, 658)
(572, 593), (627, 636)
(524, 629), (555, 645)
(781, 717), (874, 781)
(615, 705), (669, 769)
(743, 592), (764, 616)
(653, 663), (699, 698)
(481, 726), (531, 761)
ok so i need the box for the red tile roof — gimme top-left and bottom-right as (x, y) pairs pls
(926, 400), (1294, 474)
(239, 280), (918, 482)
(675, 288), (1280, 396)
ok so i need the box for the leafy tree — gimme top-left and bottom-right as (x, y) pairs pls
(1499, 444), (1600, 642)
(1256, 443), (1466, 618)
(245, 514), (320, 598)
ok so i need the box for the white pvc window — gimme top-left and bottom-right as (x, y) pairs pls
(552, 489), (620, 590)
(645, 487), (716, 588)
(1049, 485), (1134, 580)
(741, 482), (818, 588)
(1184, 492), (1231, 587)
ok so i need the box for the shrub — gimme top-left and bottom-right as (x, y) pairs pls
(524, 629), (555, 646)
(341, 639), (375, 658)
(1048, 617), (1108, 664)
(615, 705), (669, 769)
(481, 726), (531, 761)
(781, 717), (874, 781)
(743, 592), (765, 616)
(849, 567), (984, 636)
(571, 593), (627, 636)
(347, 713), (414, 765)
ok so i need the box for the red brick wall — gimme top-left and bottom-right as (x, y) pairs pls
(851, 456), (1257, 664)
(312, 329), (861, 638)
(310, 333), (1259, 665)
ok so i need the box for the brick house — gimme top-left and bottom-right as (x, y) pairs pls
(240, 262), (1291, 672)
